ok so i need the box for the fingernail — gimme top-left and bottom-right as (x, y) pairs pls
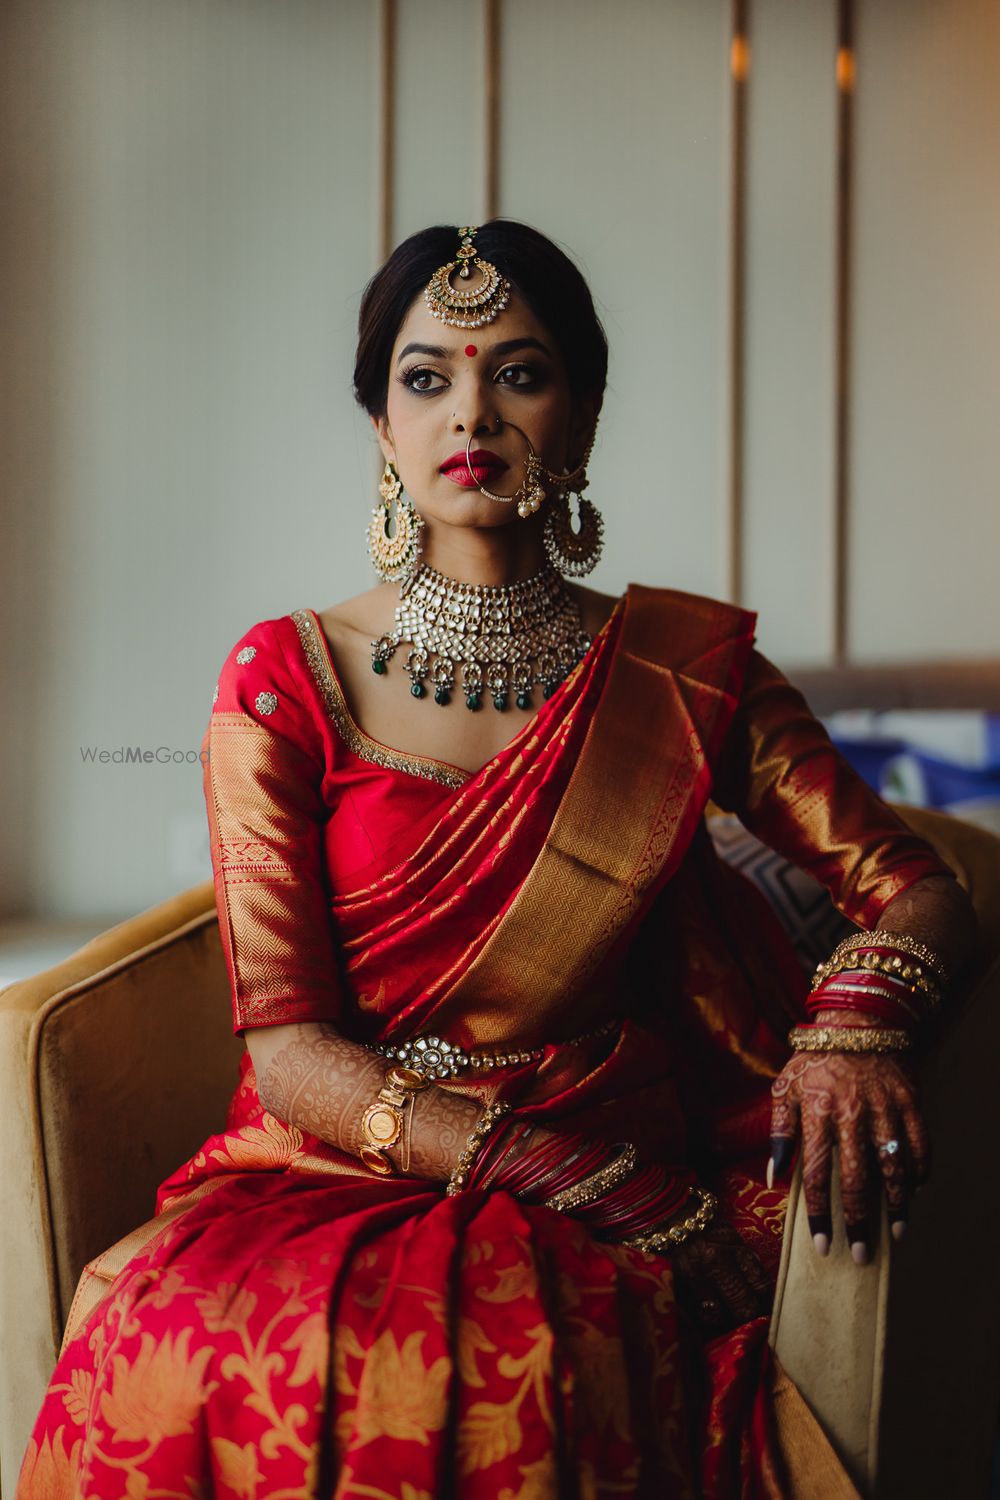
(766, 1158), (774, 1190)
(891, 1218), (907, 1242)
(807, 1214), (832, 1244)
(812, 1233), (830, 1257)
(851, 1241), (870, 1266)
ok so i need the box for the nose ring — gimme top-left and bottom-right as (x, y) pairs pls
(452, 416), (504, 432)
(464, 422), (547, 519)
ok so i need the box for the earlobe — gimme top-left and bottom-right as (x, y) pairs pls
(371, 412), (396, 466)
(569, 398), (599, 470)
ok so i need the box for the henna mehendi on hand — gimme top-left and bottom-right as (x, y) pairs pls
(876, 872), (979, 976)
(257, 1025), (386, 1156)
(670, 1218), (773, 1337)
(254, 1022), (482, 1183)
(406, 1083), (487, 1181)
(766, 871), (975, 1262)
(770, 1049), (926, 1260)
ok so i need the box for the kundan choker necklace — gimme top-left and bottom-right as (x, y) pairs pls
(370, 563), (592, 712)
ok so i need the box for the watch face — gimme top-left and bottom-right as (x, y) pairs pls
(360, 1146), (393, 1175)
(386, 1065), (428, 1091)
(363, 1103), (401, 1147)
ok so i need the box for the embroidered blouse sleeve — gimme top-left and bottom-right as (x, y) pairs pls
(203, 619), (342, 1034)
(711, 650), (956, 928)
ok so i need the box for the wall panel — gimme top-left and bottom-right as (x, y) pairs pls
(849, 0), (1000, 660)
(742, 0), (839, 664)
(20, 0), (377, 917)
(499, 0), (733, 600)
(392, 0), (483, 243)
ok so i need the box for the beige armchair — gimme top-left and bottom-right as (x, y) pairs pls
(0, 888), (244, 1496)
(1, 809), (998, 1498)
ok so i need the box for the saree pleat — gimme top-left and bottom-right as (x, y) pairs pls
(19, 583), (951, 1498)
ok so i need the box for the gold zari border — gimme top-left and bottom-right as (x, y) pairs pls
(290, 608), (468, 790)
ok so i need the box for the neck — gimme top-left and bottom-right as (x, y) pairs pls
(417, 518), (548, 587)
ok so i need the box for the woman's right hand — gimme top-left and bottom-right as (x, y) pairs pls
(667, 1217), (774, 1337)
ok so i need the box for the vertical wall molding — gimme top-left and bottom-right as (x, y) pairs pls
(377, 0), (396, 261)
(728, 0), (750, 604)
(833, 0), (855, 662)
(483, 0), (501, 219)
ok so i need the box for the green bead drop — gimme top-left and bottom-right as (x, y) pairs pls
(466, 692), (481, 711)
(434, 687), (450, 706)
(410, 681), (425, 698)
(516, 692), (531, 710)
(372, 659), (386, 675)
(493, 694), (507, 712)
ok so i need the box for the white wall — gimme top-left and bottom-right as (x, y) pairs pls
(3, 0), (999, 920)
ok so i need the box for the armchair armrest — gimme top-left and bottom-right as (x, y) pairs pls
(0, 883), (241, 1493)
(770, 808), (1000, 1498)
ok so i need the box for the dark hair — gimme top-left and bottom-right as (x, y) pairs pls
(353, 219), (608, 419)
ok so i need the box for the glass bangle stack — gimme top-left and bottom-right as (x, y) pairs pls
(788, 929), (948, 1055)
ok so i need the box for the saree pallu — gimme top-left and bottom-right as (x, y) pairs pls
(19, 585), (951, 1500)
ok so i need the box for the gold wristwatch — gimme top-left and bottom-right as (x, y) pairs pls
(359, 1065), (429, 1176)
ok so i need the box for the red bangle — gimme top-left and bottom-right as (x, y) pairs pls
(468, 1119), (528, 1189)
(492, 1132), (597, 1200)
(595, 1194), (691, 1239)
(576, 1164), (661, 1220)
(490, 1134), (568, 1197)
(813, 968), (920, 999)
(807, 972), (927, 1025)
(806, 982), (924, 1024)
(528, 1143), (610, 1204)
(580, 1170), (692, 1236)
(811, 994), (921, 1024)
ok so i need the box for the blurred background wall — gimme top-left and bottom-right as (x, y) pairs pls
(2, 0), (999, 924)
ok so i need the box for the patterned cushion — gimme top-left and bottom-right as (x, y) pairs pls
(707, 814), (853, 975)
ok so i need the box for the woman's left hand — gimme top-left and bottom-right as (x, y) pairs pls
(769, 1042), (930, 1262)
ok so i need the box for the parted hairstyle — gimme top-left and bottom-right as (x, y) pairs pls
(353, 220), (609, 420)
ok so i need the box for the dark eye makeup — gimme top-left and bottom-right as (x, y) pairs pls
(398, 359), (548, 395)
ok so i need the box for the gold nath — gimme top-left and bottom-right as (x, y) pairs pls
(424, 226), (512, 330)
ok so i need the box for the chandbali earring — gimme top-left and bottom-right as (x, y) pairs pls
(367, 461), (425, 589)
(542, 439), (604, 578)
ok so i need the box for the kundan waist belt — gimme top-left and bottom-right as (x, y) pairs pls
(369, 1017), (620, 1081)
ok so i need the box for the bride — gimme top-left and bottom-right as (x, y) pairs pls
(19, 219), (975, 1499)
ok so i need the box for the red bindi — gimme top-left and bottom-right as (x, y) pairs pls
(464, 343), (478, 357)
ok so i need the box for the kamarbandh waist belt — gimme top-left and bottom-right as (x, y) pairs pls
(369, 1017), (620, 1081)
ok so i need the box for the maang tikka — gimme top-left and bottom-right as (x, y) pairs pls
(424, 226), (511, 329)
(367, 460), (424, 588)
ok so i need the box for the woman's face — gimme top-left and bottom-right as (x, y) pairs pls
(373, 289), (595, 531)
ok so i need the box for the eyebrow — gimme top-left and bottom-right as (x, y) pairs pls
(395, 336), (553, 365)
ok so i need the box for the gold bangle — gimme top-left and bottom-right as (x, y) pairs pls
(625, 1187), (718, 1254)
(545, 1144), (638, 1214)
(788, 1025), (913, 1055)
(359, 1065), (430, 1176)
(445, 1101), (513, 1196)
(814, 951), (942, 993)
(817, 930), (948, 985)
(811, 952), (942, 1004)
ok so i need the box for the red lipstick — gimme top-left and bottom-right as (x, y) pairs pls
(440, 448), (509, 489)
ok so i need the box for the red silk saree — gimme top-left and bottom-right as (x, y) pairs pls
(19, 585), (949, 1499)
